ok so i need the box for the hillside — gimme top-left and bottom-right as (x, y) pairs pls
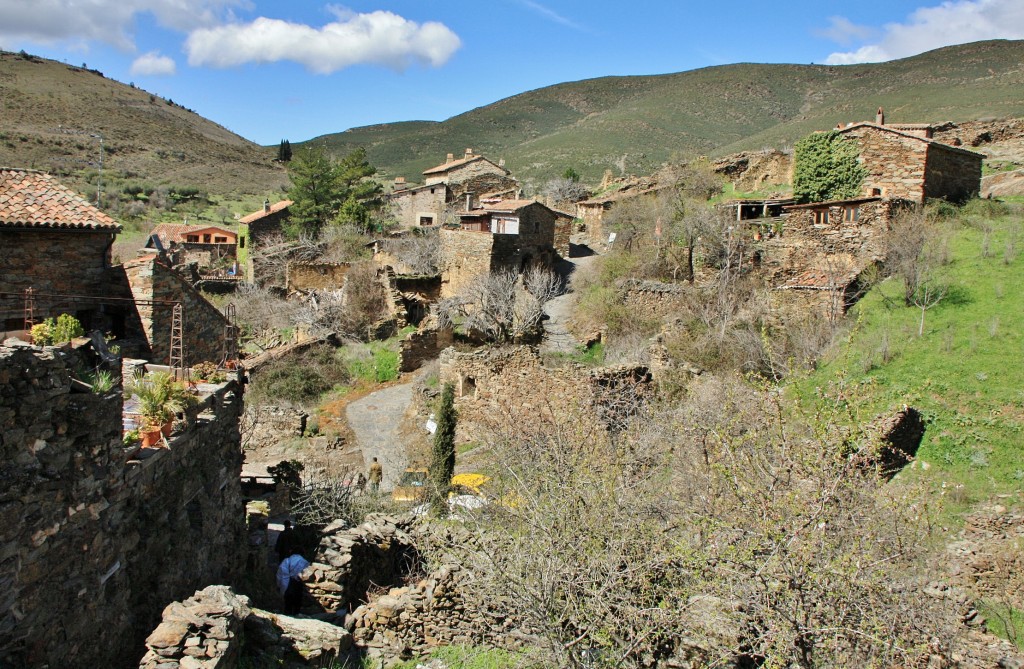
(311, 40), (1024, 189)
(0, 50), (289, 202)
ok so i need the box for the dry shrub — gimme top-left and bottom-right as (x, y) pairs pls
(441, 375), (958, 668)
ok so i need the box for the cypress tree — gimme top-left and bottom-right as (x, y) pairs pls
(430, 383), (457, 516)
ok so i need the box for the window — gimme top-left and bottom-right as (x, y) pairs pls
(461, 376), (477, 398)
(844, 206), (859, 222)
(813, 209), (829, 225)
(214, 236), (228, 243)
(203, 234), (211, 243)
(238, 237), (245, 249)
(419, 215), (434, 226)
(186, 235), (199, 243)
(871, 187), (882, 196)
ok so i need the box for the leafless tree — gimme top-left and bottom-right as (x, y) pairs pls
(439, 374), (958, 668)
(543, 176), (591, 210)
(435, 266), (562, 344)
(249, 230), (323, 287)
(293, 261), (389, 340)
(378, 230), (441, 275)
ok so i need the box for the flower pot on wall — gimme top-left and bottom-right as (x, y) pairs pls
(141, 426), (163, 448)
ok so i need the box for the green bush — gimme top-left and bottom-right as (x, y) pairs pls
(247, 345), (349, 406)
(346, 344), (400, 384)
(30, 313), (84, 345)
(792, 130), (867, 203)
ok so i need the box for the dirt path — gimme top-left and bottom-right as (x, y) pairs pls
(345, 371), (425, 490)
(541, 246), (599, 355)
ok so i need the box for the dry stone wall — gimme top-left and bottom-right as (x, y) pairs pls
(286, 262), (350, 292)
(438, 346), (650, 443)
(0, 340), (245, 668)
(138, 585), (353, 669)
(618, 278), (688, 324)
(925, 143), (984, 203)
(124, 256), (229, 365)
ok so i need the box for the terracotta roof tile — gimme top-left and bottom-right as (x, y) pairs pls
(422, 154), (508, 176)
(239, 200), (292, 224)
(0, 168), (121, 231)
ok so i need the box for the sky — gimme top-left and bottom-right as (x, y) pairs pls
(2, 0), (1023, 146)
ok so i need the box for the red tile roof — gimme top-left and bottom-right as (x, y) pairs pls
(0, 168), (121, 230)
(150, 223), (236, 245)
(239, 200), (292, 224)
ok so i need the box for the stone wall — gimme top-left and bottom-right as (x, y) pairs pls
(618, 278), (688, 324)
(439, 346), (650, 443)
(286, 262), (350, 292)
(925, 142), (983, 203)
(841, 126), (982, 203)
(138, 585), (352, 669)
(768, 198), (899, 283)
(123, 255), (229, 365)
(843, 126), (930, 201)
(0, 341), (245, 668)
(399, 321), (452, 373)
(425, 158), (509, 187)
(439, 229), (495, 298)
(390, 185), (448, 228)
(0, 228), (117, 330)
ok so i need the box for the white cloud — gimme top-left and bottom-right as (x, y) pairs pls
(184, 11), (461, 73)
(0, 0), (247, 50)
(825, 0), (1024, 64)
(815, 16), (875, 46)
(130, 51), (177, 76)
(518, 0), (590, 33)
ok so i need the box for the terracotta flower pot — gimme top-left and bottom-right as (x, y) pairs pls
(161, 420), (174, 438)
(141, 426), (163, 448)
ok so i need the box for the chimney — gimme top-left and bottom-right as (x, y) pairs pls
(465, 148), (473, 157)
(836, 123), (843, 129)
(263, 198), (270, 213)
(876, 107), (885, 125)
(395, 176), (406, 186)
(498, 158), (505, 168)
(446, 153), (454, 162)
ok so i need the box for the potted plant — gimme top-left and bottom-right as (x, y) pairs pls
(128, 372), (185, 447)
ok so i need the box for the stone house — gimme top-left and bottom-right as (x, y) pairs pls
(768, 196), (908, 318)
(0, 168), (230, 363)
(146, 223), (238, 272)
(575, 177), (667, 248)
(0, 168), (122, 336)
(388, 149), (518, 228)
(837, 110), (983, 203)
(238, 199), (292, 281)
(440, 199), (559, 297)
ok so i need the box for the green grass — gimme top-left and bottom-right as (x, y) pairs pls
(391, 645), (526, 669)
(343, 340), (401, 384)
(979, 600), (1024, 650)
(801, 209), (1024, 517)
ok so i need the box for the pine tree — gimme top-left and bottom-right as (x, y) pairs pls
(277, 139), (292, 162)
(429, 383), (457, 517)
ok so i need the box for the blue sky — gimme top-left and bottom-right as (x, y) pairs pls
(2, 0), (1023, 145)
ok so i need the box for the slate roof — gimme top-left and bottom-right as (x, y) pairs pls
(837, 123), (985, 158)
(0, 168), (121, 230)
(422, 154), (508, 176)
(239, 200), (292, 224)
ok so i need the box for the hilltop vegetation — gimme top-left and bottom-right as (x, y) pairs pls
(0, 49), (288, 203)
(311, 40), (1024, 188)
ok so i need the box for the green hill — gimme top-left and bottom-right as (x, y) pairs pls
(0, 49), (289, 202)
(310, 40), (1024, 189)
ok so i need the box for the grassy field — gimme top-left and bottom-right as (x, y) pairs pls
(802, 203), (1024, 517)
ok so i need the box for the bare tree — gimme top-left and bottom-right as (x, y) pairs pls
(378, 230), (441, 275)
(543, 176), (591, 210)
(435, 267), (562, 344)
(440, 375), (959, 668)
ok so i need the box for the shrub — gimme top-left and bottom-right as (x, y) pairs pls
(30, 313), (84, 345)
(793, 130), (867, 203)
(247, 345), (349, 406)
